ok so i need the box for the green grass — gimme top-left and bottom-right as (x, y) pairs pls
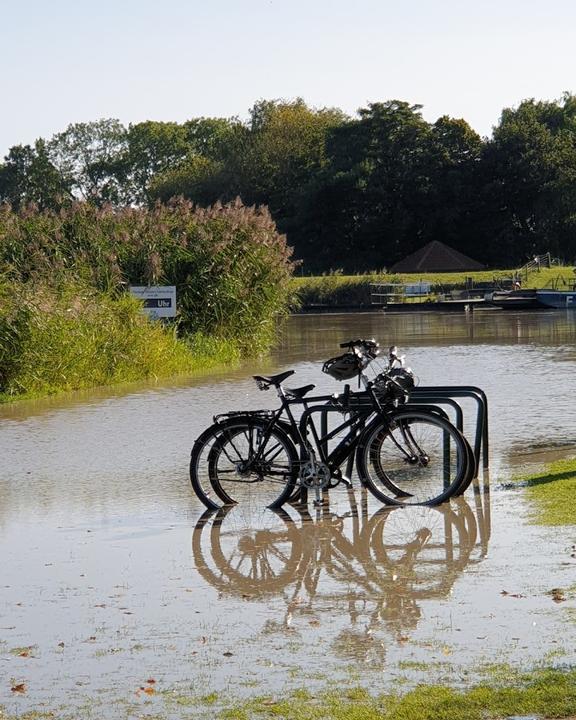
(292, 266), (576, 306)
(217, 667), (576, 720)
(181, 671), (575, 719)
(0, 281), (241, 403)
(4, 667), (576, 719)
(510, 457), (576, 525)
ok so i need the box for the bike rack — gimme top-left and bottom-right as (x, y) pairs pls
(408, 386), (489, 474)
(306, 385), (489, 505)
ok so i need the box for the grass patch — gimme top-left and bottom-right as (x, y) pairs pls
(292, 266), (576, 307)
(0, 280), (241, 402)
(3, 668), (576, 719)
(216, 668), (576, 719)
(511, 457), (576, 525)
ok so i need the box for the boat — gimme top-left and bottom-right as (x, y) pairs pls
(486, 289), (541, 309)
(536, 290), (576, 309)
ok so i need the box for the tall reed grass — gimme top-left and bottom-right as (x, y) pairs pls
(0, 197), (295, 399)
(0, 280), (241, 399)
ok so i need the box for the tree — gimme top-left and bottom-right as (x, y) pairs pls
(124, 121), (190, 204)
(480, 95), (576, 264)
(0, 139), (70, 210)
(48, 119), (128, 205)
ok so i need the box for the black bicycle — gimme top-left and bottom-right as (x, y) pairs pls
(189, 339), (474, 511)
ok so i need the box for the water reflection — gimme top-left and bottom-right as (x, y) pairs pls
(279, 310), (576, 363)
(192, 487), (490, 650)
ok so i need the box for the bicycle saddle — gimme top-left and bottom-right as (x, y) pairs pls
(253, 370), (295, 388)
(285, 384), (316, 399)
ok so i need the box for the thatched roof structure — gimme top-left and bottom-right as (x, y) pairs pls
(389, 241), (484, 273)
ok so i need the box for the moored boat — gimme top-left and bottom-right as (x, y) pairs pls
(536, 290), (576, 309)
(486, 289), (540, 309)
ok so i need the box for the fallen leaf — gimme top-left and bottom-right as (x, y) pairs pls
(146, 678), (156, 684)
(143, 687), (155, 695)
(11, 682), (26, 694)
(223, 651), (234, 657)
(308, 619), (320, 626)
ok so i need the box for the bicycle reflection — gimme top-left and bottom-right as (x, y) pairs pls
(191, 485), (490, 646)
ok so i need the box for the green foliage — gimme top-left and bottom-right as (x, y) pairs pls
(0, 279), (241, 399)
(5, 95), (576, 273)
(0, 199), (294, 355)
(292, 266), (576, 307)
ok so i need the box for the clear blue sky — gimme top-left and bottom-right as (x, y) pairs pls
(2, 0), (576, 157)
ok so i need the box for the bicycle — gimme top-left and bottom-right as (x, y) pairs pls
(189, 339), (474, 511)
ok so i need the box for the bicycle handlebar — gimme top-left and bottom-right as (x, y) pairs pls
(339, 338), (380, 357)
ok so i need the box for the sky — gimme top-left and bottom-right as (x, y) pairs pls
(2, 0), (576, 158)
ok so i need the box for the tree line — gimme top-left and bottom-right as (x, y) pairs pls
(2, 94), (576, 272)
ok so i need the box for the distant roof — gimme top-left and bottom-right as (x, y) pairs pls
(389, 240), (484, 273)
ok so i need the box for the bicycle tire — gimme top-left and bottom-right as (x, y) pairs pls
(190, 421), (234, 511)
(356, 409), (470, 506)
(206, 417), (299, 509)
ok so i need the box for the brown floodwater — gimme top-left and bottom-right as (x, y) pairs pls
(1, 309), (576, 717)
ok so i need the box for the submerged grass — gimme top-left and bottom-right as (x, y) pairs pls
(218, 668), (576, 720)
(511, 457), (576, 525)
(3, 667), (576, 719)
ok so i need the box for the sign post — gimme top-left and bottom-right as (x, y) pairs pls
(129, 286), (177, 319)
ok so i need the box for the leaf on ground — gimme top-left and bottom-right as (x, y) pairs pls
(500, 590), (526, 598)
(11, 682), (26, 693)
(223, 651), (234, 657)
(146, 678), (156, 684)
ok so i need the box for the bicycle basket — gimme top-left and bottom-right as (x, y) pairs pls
(322, 352), (363, 381)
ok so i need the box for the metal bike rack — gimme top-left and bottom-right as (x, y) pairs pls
(408, 386), (489, 475)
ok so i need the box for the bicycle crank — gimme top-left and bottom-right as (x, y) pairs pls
(300, 460), (331, 489)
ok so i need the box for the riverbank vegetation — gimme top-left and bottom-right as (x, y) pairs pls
(0, 201), (294, 400)
(3, 95), (576, 273)
(292, 266), (576, 307)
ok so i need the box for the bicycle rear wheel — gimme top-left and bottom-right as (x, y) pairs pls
(357, 410), (470, 506)
(207, 418), (298, 509)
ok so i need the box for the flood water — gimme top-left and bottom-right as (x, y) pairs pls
(1, 309), (576, 718)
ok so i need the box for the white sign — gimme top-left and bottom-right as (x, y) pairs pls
(130, 286), (177, 319)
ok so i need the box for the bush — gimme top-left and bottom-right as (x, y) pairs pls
(0, 199), (295, 354)
(0, 280), (240, 398)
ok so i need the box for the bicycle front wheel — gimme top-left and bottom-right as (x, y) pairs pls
(357, 410), (469, 506)
(207, 418), (298, 509)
